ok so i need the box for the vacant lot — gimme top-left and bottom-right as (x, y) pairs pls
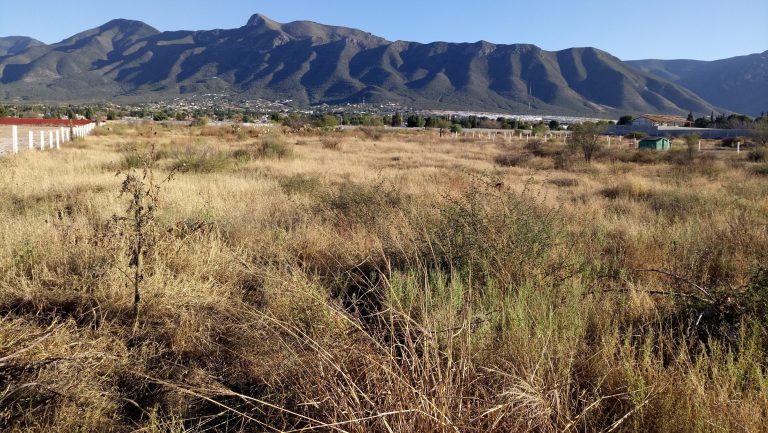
(1, 123), (766, 432)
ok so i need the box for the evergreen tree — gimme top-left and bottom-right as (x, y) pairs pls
(406, 114), (425, 128)
(391, 112), (403, 127)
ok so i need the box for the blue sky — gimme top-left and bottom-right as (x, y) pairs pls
(1, 0), (766, 60)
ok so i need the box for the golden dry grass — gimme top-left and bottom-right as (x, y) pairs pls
(0, 123), (766, 432)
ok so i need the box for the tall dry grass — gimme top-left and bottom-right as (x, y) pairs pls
(0, 124), (766, 432)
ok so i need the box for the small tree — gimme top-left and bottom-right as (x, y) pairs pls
(617, 115), (634, 125)
(391, 112), (403, 127)
(191, 116), (208, 127)
(434, 118), (451, 137)
(153, 111), (169, 121)
(406, 114), (425, 128)
(450, 123), (463, 134)
(570, 122), (606, 162)
(749, 120), (768, 147)
(684, 133), (701, 160)
(532, 123), (549, 136)
(694, 117), (712, 128)
(315, 114), (339, 128)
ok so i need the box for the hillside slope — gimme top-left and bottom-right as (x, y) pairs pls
(628, 51), (768, 116)
(0, 14), (718, 115)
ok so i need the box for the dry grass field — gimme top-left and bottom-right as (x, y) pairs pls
(1, 123), (767, 432)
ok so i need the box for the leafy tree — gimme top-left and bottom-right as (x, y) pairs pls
(282, 113), (309, 131)
(315, 114), (339, 128)
(191, 116), (208, 127)
(749, 120), (768, 147)
(532, 123), (549, 136)
(434, 118), (451, 136)
(694, 117), (712, 128)
(548, 120), (560, 130)
(687, 111), (694, 122)
(684, 133), (701, 160)
(406, 114), (425, 128)
(0, 105), (6, 117)
(391, 112), (403, 127)
(617, 115), (634, 125)
(570, 122), (607, 163)
(450, 124), (463, 133)
(153, 111), (169, 121)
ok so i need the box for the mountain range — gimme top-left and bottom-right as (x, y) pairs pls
(627, 52), (768, 117)
(0, 14), (763, 116)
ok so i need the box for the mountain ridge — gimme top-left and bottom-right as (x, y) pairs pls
(627, 51), (768, 116)
(0, 14), (725, 116)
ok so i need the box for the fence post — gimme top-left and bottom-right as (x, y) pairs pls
(40, 131), (45, 150)
(29, 131), (34, 150)
(49, 131), (53, 149)
(56, 131), (60, 150)
(11, 125), (19, 154)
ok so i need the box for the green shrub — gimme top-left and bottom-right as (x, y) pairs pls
(631, 149), (663, 164)
(315, 179), (406, 226)
(359, 126), (383, 141)
(747, 147), (767, 162)
(494, 152), (530, 167)
(258, 135), (292, 159)
(432, 178), (570, 286)
(172, 147), (233, 173)
(122, 153), (145, 169)
(279, 174), (322, 195)
(191, 116), (208, 127)
(320, 136), (343, 151)
(664, 148), (693, 165)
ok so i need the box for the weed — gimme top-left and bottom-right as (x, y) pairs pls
(258, 134), (292, 159)
(278, 173), (322, 195)
(752, 163), (768, 176)
(359, 126), (384, 141)
(494, 152), (531, 167)
(172, 146), (233, 173)
(747, 147), (767, 162)
(320, 136), (343, 151)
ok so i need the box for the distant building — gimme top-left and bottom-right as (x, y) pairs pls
(638, 136), (671, 150)
(632, 114), (690, 127)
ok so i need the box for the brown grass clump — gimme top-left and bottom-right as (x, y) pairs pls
(0, 124), (766, 432)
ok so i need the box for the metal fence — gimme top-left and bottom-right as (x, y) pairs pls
(606, 125), (749, 139)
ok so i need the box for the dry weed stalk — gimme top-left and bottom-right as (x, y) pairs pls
(114, 144), (175, 329)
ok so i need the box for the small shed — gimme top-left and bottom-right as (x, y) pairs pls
(638, 136), (671, 150)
